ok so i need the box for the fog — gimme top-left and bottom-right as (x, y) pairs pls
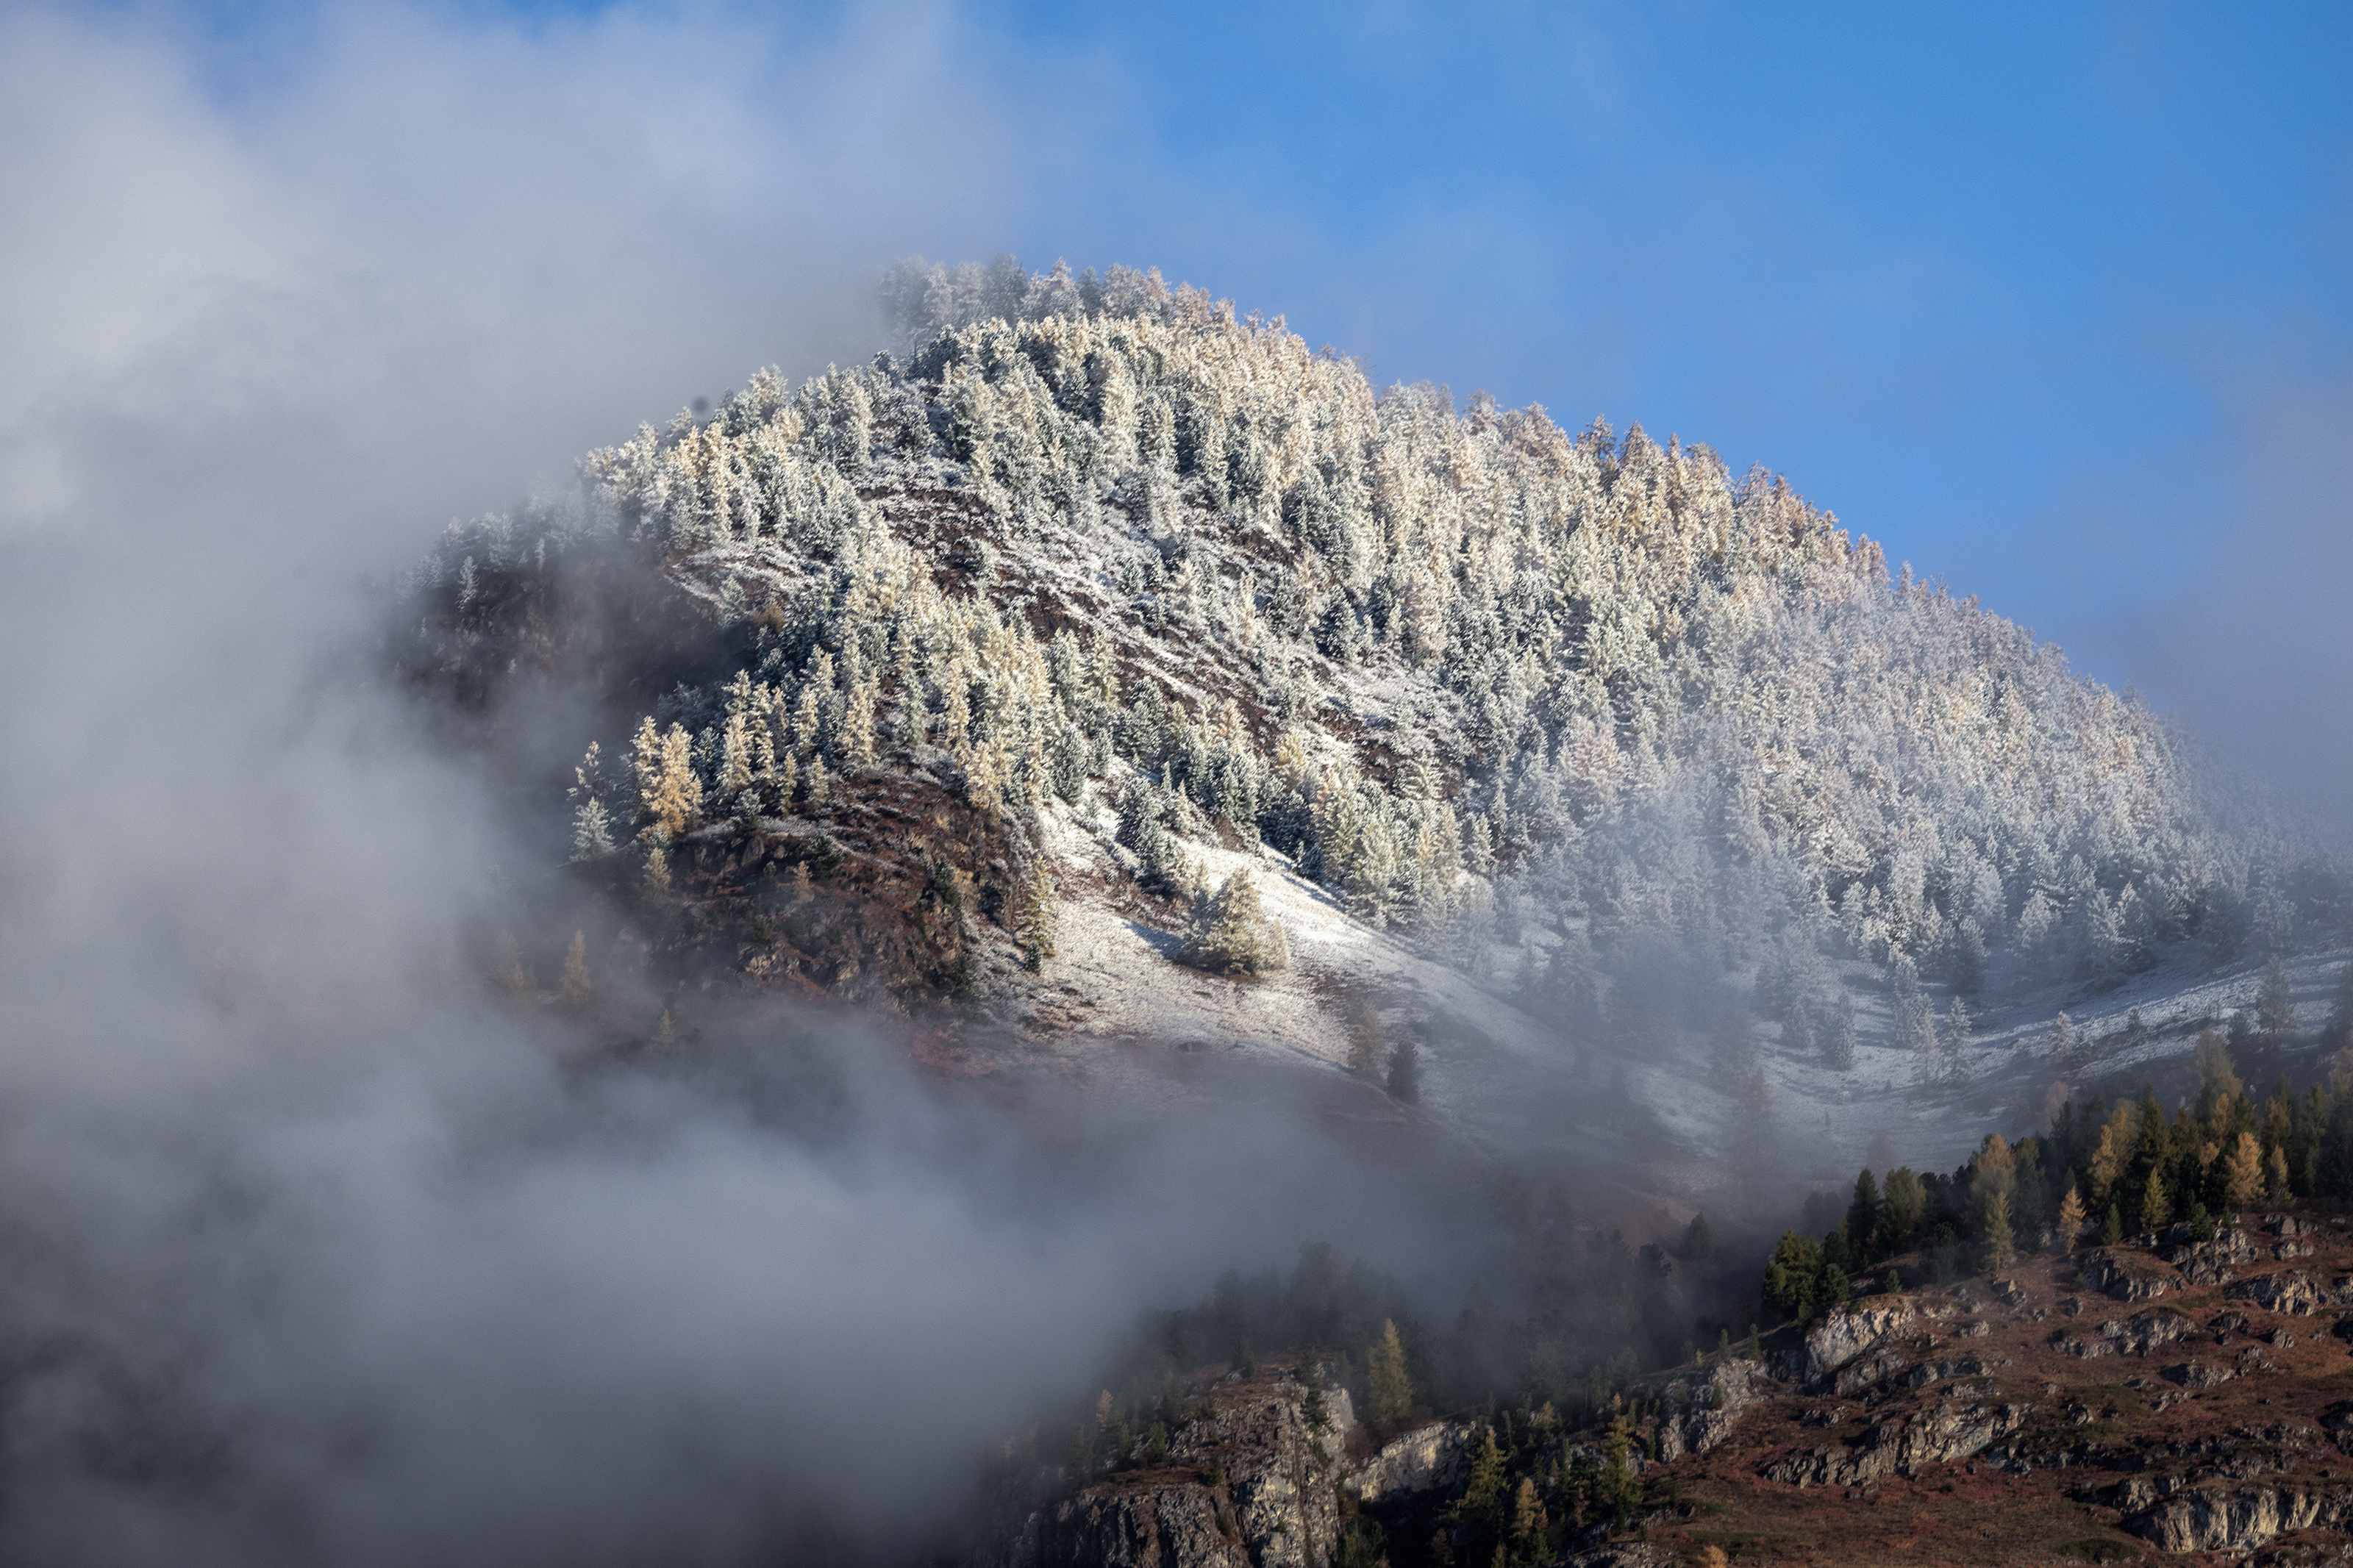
(0, 7), (1502, 1562)
(2110, 368), (2353, 837)
(13, 5), (2333, 1559)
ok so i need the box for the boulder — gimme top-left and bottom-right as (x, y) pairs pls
(1347, 1421), (1471, 1504)
(1760, 1401), (2034, 1488)
(2078, 1248), (2179, 1302)
(2159, 1359), (2234, 1389)
(2056, 1306), (2192, 1358)
(1780, 1300), (1921, 1389)
(1655, 1357), (1775, 1461)
(2224, 1271), (2324, 1317)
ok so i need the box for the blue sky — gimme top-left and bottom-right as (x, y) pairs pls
(974, 3), (2351, 661)
(15, 0), (2353, 801)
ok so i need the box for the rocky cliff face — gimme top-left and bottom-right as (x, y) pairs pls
(971, 1367), (1358, 1568)
(1347, 1420), (1474, 1506)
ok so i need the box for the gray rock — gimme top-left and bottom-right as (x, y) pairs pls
(2160, 1358), (2235, 1389)
(1760, 1401), (2034, 1487)
(2079, 1247), (2180, 1302)
(2128, 1486), (2352, 1554)
(1346, 1420), (1471, 1504)
(1565, 1544), (1660, 1568)
(974, 1373), (1354, 1568)
(2224, 1271), (2325, 1317)
(2057, 1306), (2193, 1358)
(1780, 1300), (1921, 1389)
(1655, 1357), (1777, 1461)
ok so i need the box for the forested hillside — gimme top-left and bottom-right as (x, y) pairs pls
(399, 257), (2344, 1077)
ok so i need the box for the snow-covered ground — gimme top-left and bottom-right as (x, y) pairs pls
(1013, 787), (2349, 1232)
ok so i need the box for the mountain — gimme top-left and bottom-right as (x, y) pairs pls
(395, 257), (2349, 1209)
(963, 1208), (2353, 1567)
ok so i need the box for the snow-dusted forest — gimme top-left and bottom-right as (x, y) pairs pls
(407, 258), (2345, 1073)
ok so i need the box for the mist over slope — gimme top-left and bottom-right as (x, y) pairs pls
(0, 237), (2342, 1566)
(404, 259), (2346, 1131)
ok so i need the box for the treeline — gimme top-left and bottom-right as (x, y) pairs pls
(1760, 991), (2353, 1323)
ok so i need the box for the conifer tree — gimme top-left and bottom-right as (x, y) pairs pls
(637, 720), (702, 840)
(1681, 1211), (1715, 1266)
(2193, 1029), (2243, 1117)
(1971, 1133), (2015, 1240)
(2088, 1107), (2134, 1207)
(2329, 959), (2353, 1050)
(1179, 867), (1287, 975)
(1512, 1475), (1544, 1554)
(571, 798), (615, 862)
(1387, 1039), (1421, 1104)
(1981, 1191), (2015, 1271)
(1949, 917), (1988, 995)
(1459, 1426), (1505, 1528)
(1018, 860), (1057, 973)
(2221, 1131), (2264, 1212)
(1938, 999), (1974, 1086)
(2138, 1164), (2169, 1235)
(2102, 1200), (2124, 1246)
(492, 929), (531, 1000)
(2267, 1143), (2293, 1203)
(2055, 1184), (2087, 1251)
(559, 930), (591, 1010)
(1595, 1417), (1640, 1530)
(1368, 1320), (1413, 1433)
(2258, 955), (2299, 1040)
(1821, 993), (1858, 1072)
(1763, 1230), (1823, 1322)
(1879, 1168), (1924, 1251)
(1846, 1169), (1882, 1259)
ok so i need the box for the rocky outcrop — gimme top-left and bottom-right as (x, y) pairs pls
(1563, 1544), (1660, 1567)
(1898, 1353), (2005, 1390)
(2055, 1306), (2191, 1358)
(2160, 1358), (2234, 1389)
(2077, 1248), (2179, 1302)
(1346, 1420), (1471, 1503)
(1777, 1300), (1921, 1389)
(974, 1370), (1354, 1568)
(999, 1488), (1247, 1568)
(2126, 1486), (2351, 1553)
(1760, 1400), (2035, 1488)
(1655, 1357), (1777, 1460)
(2155, 1227), (2256, 1286)
(2223, 1270), (2325, 1316)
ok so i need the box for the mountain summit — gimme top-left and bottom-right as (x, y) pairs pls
(399, 258), (2344, 1202)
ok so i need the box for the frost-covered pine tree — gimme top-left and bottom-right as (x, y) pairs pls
(1938, 999), (1973, 1086)
(2257, 955), (2298, 1040)
(2046, 1011), (2076, 1063)
(1178, 867), (1287, 975)
(571, 798), (614, 862)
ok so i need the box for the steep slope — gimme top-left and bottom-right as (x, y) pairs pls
(396, 259), (2346, 1205)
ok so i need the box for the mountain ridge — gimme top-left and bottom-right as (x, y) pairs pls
(393, 257), (2349, 1211)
